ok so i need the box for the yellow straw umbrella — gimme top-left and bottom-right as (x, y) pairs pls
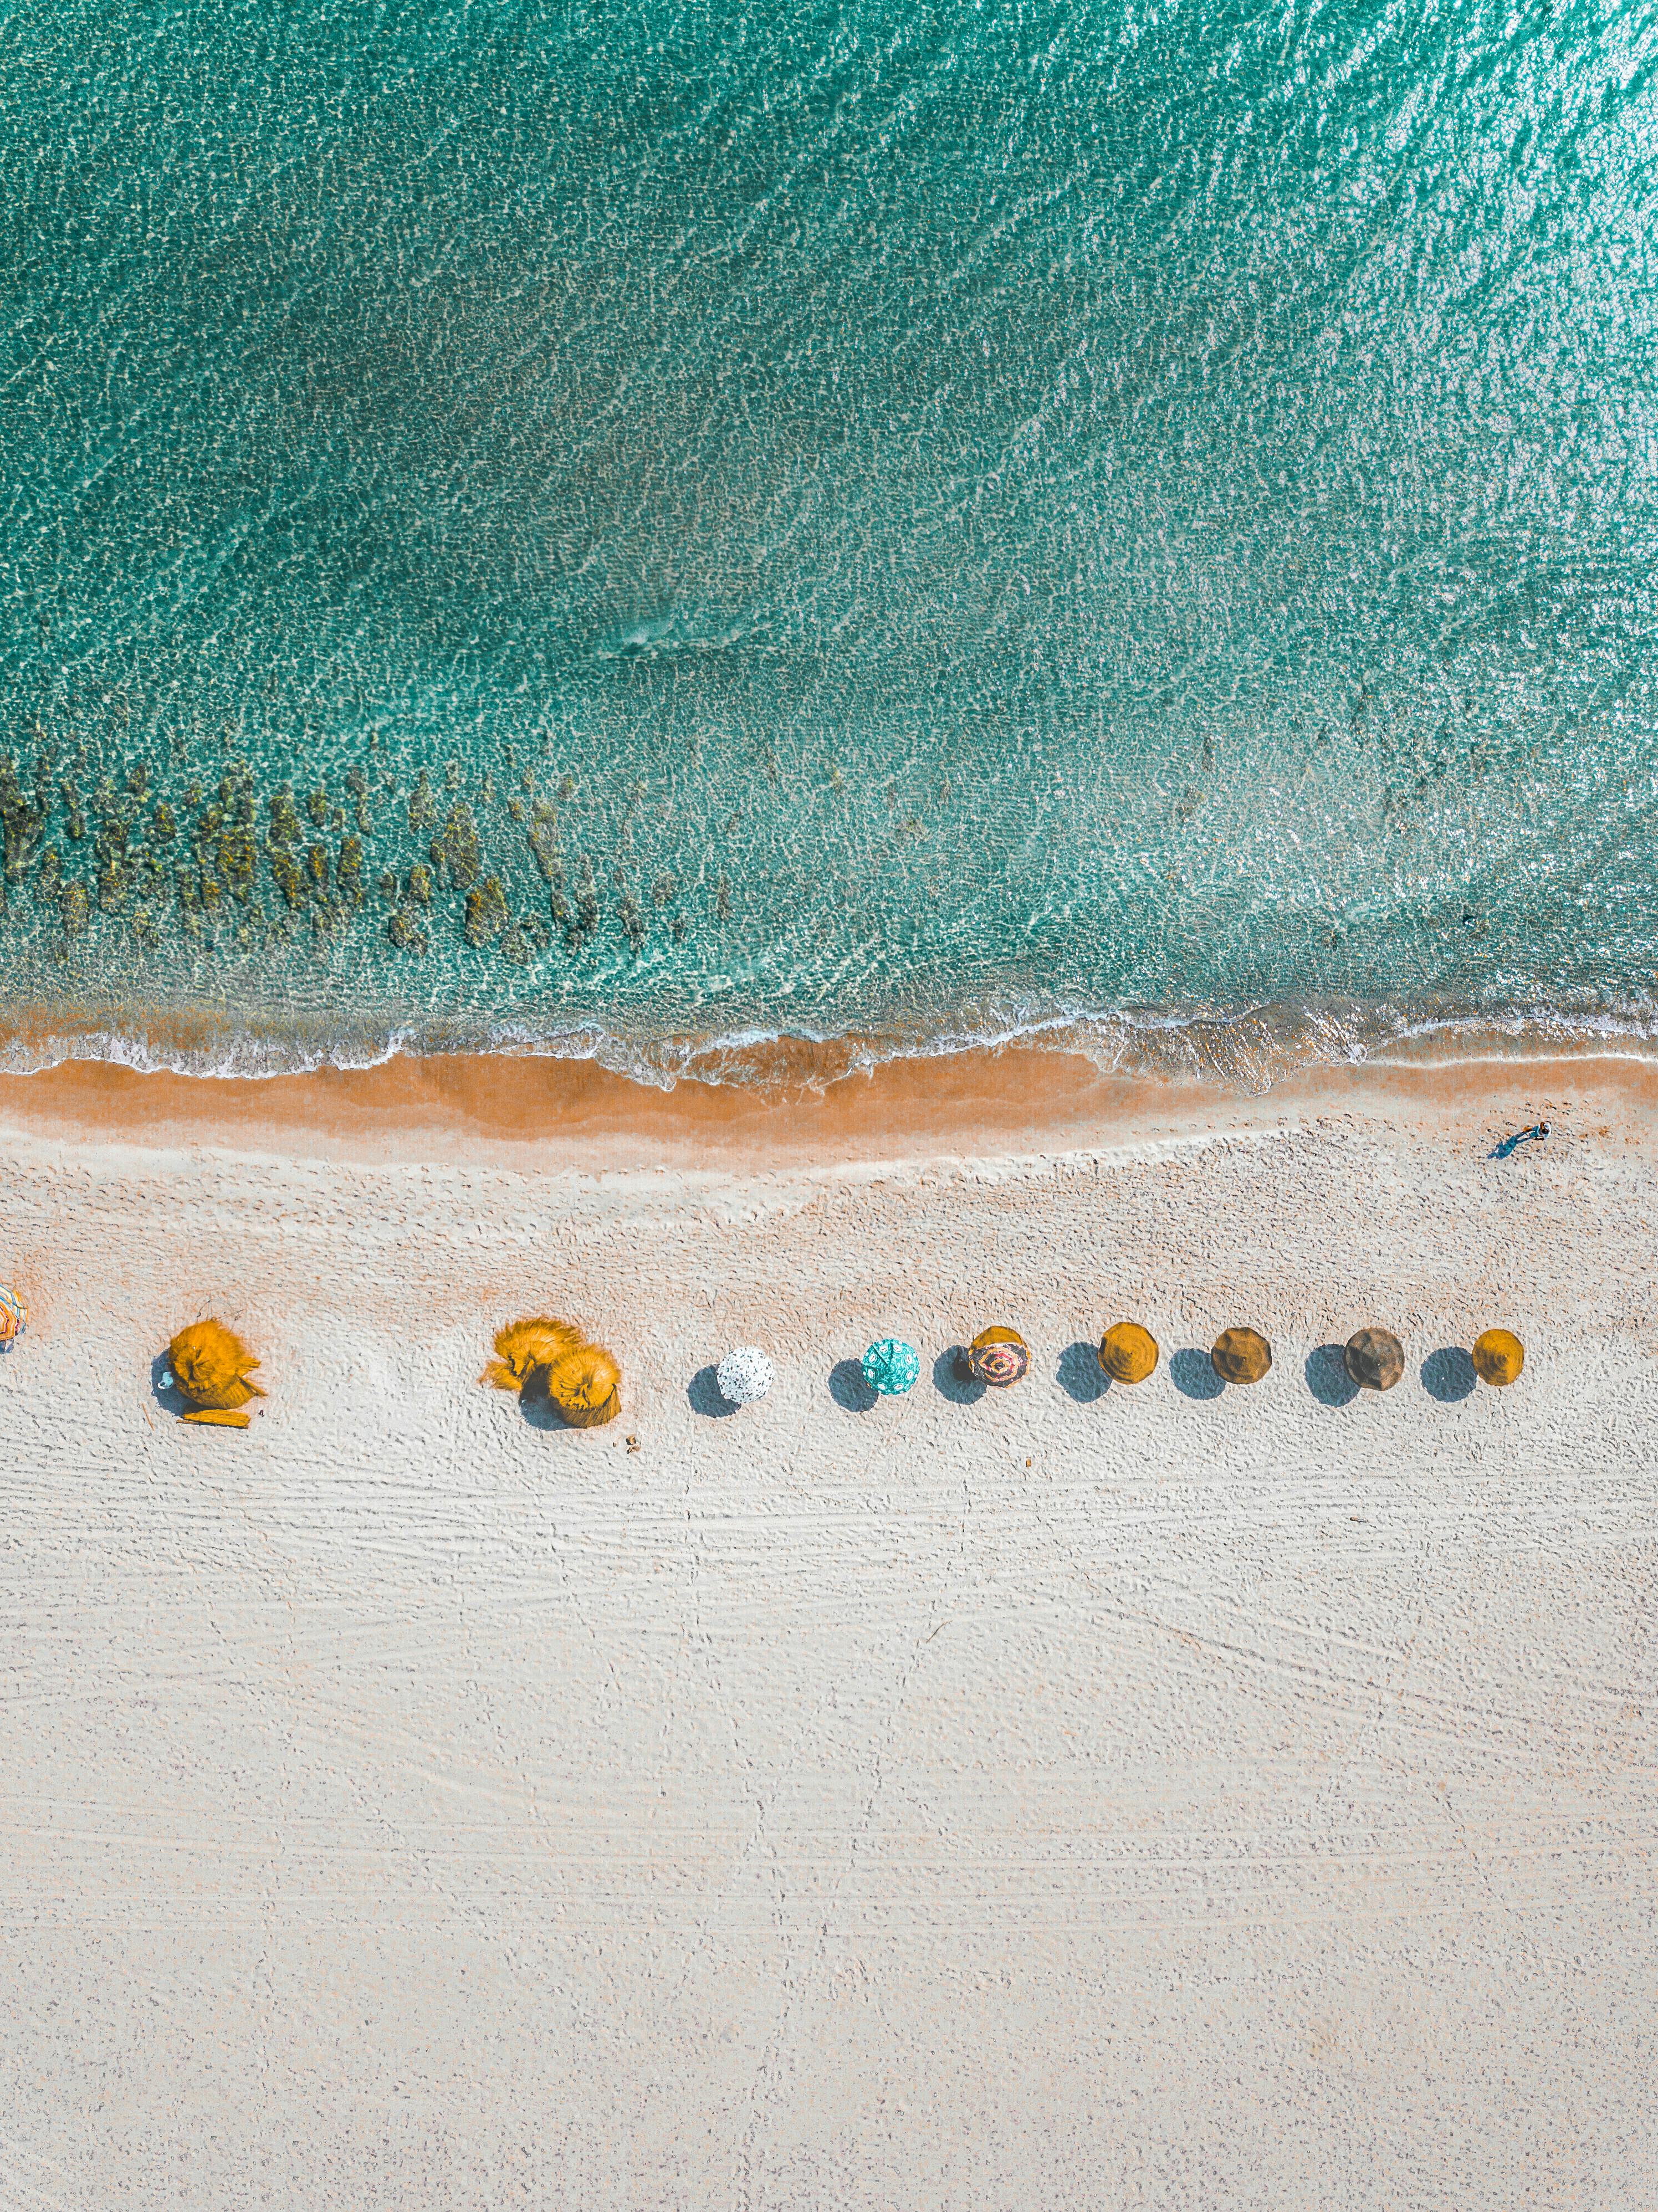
(1471, 1328), (1524, 1386)
(480, 1317), (585, 1392)
(1098, 1322), (1158, 1384)
(168, 1319), (265, 1427)
(545, 1343), (622, 1426)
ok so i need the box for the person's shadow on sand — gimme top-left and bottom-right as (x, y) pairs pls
(1305, 1344), (1360, 1407)
(1421, 1347), (1477, 1402)
(933, 1348), (985, 1405)
(828, 1358), (878, 1412)
(1057, 1342), (1109, 1403)
(1169, 1348), (1226, 1401)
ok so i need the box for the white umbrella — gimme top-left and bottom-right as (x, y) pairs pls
(717, 1346), (774, 1406)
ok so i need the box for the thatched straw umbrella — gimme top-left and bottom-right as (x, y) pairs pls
(1098, 1321), (1158, 1384)
(545, 1343), (622, 1426)
(480, 1317), (585, 1392)
(168, 1319), (265, 1427)
(483, 1316), (621, 1427)
(966, 1325), (1028, 1386)
(1471, 1328), (1524, 1386)
(1344, 1327), (1404, 1391)
(0, 1284), (27, 1353)
(717, 1346), (774, 1406)
(861, 1338), (919, 1396)
(1211, 1327), (1272, 1385)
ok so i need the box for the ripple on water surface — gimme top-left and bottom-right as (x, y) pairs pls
(2, 1), (1655, 1083)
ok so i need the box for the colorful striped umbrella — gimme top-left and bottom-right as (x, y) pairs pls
(966, 1327), (1028, 1386)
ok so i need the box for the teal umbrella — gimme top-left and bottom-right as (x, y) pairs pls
(862, 1338), (919, 1395)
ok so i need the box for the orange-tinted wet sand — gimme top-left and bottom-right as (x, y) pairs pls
(3, 1037), (1658, 1169)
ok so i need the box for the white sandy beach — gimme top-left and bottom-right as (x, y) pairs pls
(1, 1059), (1655, 2209)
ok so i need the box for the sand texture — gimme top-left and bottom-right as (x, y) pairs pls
(1, 1067), (1655, 2208)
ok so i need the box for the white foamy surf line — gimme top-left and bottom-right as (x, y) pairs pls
(4, 990), (1658, 1096)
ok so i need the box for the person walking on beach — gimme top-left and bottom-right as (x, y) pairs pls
(1492, 1119), (1551, 1159)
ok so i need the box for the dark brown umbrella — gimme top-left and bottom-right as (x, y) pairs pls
(1344, 1327), (1404, 1391)
(1211, 1327), (1272, 1385)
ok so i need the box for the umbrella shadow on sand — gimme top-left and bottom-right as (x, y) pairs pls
(828, 1358), (878, 1413)
(1169, 1348), (1226, 1401)
(933, 1348), (986, 1405)
(150, 1350), (192, 1418)
(1421, 1346), (1478, 1402)
(1305, 1344), (1360, 1407)
(1057, 1342), (1110, 1403)
(517, 1366), (580, 1431)
(687, 1365), (741, 1418)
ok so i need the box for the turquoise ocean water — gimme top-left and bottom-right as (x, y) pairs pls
(2, 0), (1656, 1087)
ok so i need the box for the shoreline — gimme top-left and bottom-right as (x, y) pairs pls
(2, 1033), (1658, 1172)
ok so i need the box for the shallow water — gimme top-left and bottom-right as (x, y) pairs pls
(2, 0), (1656, 1087)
